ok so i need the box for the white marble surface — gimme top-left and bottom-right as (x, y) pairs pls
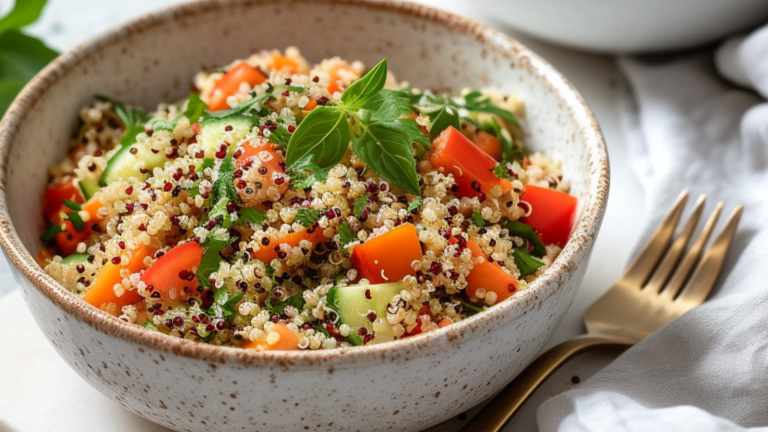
(0, 0), (647, 431)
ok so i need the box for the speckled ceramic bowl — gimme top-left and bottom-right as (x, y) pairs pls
(0, 1), (608, 431)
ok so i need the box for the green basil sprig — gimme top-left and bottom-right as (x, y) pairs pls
(284, 58), (428, 195)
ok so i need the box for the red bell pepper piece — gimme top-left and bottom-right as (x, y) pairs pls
(520, 185), (578, 248)
(140, 241), (202, 303)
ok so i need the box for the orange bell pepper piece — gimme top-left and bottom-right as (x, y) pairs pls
(242, 323), (299, 351)
(451, 236), (519, 302)
(270, 54), (299, 75)
(429, 126), (512, 199)
(350, 223), (423, 284)
(208, 63), (267, 112)
(520, 185), (578, 248)
(252, 225), (327, 264)
(83, 244), (155, 313)
(472, 130), (502, 161)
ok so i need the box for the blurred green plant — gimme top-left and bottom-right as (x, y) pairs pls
(0, 0), (58, 115)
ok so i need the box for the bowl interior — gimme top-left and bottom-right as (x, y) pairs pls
(4, 0), (599, 265)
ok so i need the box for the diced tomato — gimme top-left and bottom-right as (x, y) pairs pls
(208, 63), (267, 112)
(406, 305), (431, 336)
(83, 244), (155, 313)
(53, 198), (105, 256)
(351, 223), (423, 284)
(520, 185), (578, 248)
(251, 225), (327, 264)
(140, 241), (202, 303)
(429, 126), (512, 199)
(234, 142), (290, 201)
(43, 178), (83, 220)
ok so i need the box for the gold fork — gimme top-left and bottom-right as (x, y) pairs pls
(461, 190), (743, 432)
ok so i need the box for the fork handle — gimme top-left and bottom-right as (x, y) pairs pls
(459, 335), (633, 432)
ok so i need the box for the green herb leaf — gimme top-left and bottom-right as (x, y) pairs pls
(493, 163), (514, 181)
(269, 125), (292, 148)
(214, 287), (229, 305)
(471, 210), (485, 228)
(460, 299), (486, 315)
(340, 58), (387, 110)
(463, 91), (520, 128)
(182, 93), (206, 123)
(513, 247), (544, 276)
(363, 89), (414, 122)
(265, 294), (305, 316)
(286, 153), (328, 190)
(221, 291), (244, 318)
(407, 198), (422, 212)
(286, 105), (350, 168)
(203, 89), (272, 119)
(428, 105), (460, 139)
(62, 200), (81, 211)
(0, 31), (57, 114)
(61, 253), (89, 264)
(352, 119), (421, 195)
(482, 117), (522, 163)
(503, 220), (546, 258)
(95, 95), (147, 147)
(0, 0), (47, 34)
(211, 156), (238, 204)
(196, 158), (214, 172)
(295, 208), (321, 227)
(151, 118), (175, 132)
(353, 197), (368, 218)
(40, 222), (62, 243)
(338, 220), (356, 248)
(237, 207), (265, 226)
(143, 321), (157, 331)
(66, 211), (85, 232)
(196, 238), (229, 288)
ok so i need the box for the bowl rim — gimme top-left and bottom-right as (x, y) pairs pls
(0, 0), (608, 366)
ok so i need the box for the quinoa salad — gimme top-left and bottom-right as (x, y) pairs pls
(38, 48), (577, 350)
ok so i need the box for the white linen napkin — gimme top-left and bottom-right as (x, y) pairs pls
(536, 25), (768, 431)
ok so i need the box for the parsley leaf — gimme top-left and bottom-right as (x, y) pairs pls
(40, 222), (62, 243)
(513, 247), (545, 276)
(353, 197), (368, 218)
(265, 294), (305, 315)
(62, 200), (81, 211)
(214, 286), (229, 305)
(460, 299), (486, 316)
(471, 210), (485, 228)
(340, 58), (387, 110)
(352, 119), (422, 195)
(182, 92), (206, 123)
(295, 208), (321, 227)
(196, 238), (229, 288)
(493, 163), (514, 181)
(286, 153), (328, 190)
(211, 156), (238, 204)
(66, 211), (85, 232)
(237, 207), (265, 226)
(503, 220), (546, 258)
(463, 91), (520, 128)
(95, 95), (147, 147)
(338, 220), (356, 248)
(285, 105), (350, 168)
(407, 198), (422, 212)
(203, 88), (273, 119)
(220, 291), (244, 318)
(269, 125), (292, 148)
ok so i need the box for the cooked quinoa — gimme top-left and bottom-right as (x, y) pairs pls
(38, 47), (574, 350)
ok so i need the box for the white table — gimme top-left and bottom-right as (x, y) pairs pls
(0, 1), (647, 430)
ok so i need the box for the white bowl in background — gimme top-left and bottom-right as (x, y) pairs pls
(477, 0), (768, 54)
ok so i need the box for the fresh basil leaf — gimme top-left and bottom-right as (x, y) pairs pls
(66, 211), (85, 232)
(503, 220), (546, 258)
(462, 91), (520, 128)
(0, 0), (47, 34)
(286, 106), (350, 168)
(62, 200), (81, 211)
(471, 210), (485, 228)
(513, 247), (544, 276)
(429, 105), (460, 139)
(265, 294), (305, 315)
(340, 58), (387, 110)
(40, 222), (62, 243)
(295, 208), (321, 227)
(353, 197), (367, 218)
(338, 220), (356, 248)
(481, 117), (523, 163)
(269, 125), (291, 148)
(362, 89), (413, 122)
(352, 119), (420, 195)
(0, 77), (24, 114)
(237, 207), (265, 226)
(183, 92), (206, 123)
(407, 198), (422, 212)
(197, 238), (229, 287)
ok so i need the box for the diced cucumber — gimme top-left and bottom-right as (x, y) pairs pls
(200, 115), (253, 159)
(326, 282), (403, 346)
(78, 179), (100, 200)
(61, 253), (89, 264)
(99, 141), (168, 186)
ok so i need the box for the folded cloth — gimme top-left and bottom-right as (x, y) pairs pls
(536, 25), (768, 432)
